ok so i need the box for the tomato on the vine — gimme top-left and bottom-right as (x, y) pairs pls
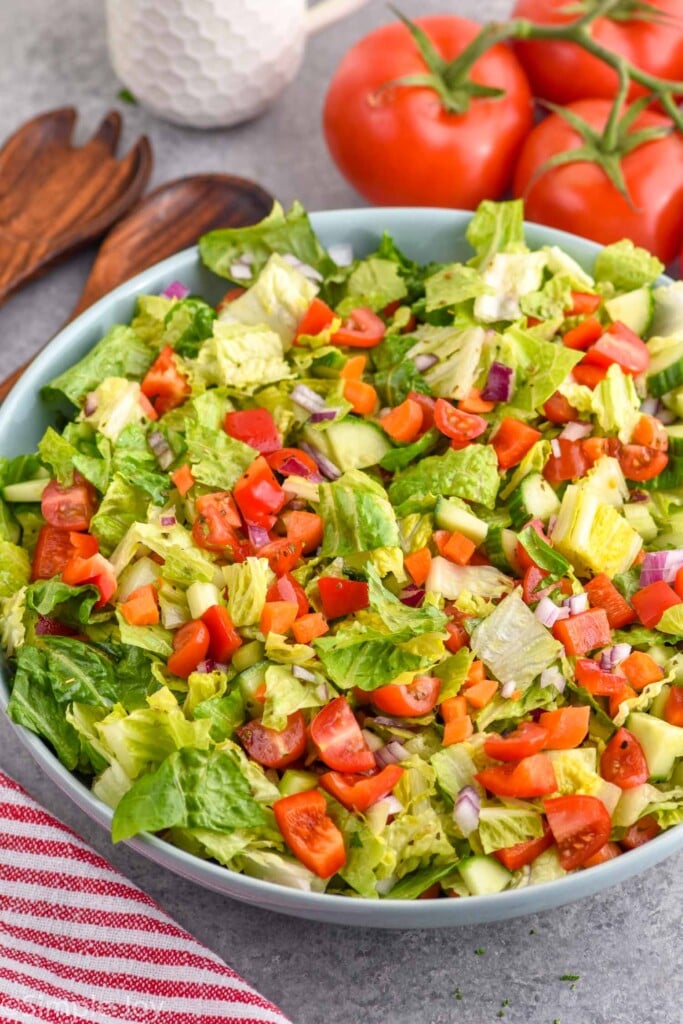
(511, 0), (683, 105)
(512, 99), (683, 262)
(323, 15), (533, 208)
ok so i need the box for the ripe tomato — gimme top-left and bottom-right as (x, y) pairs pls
(224, 408), (281, 454)
(492, 821), (554, 871)
(41, 474), (98, 531)
(317, 577), (369, 619)
(267, 572), (309, 617)
(511, 0), (683, 105)
(237, 711), (307, 769)
(542, 391), (578, 424)
(323, 15), (533, 208)
(233, 456), (286, 527)
(621, 814), (661, 850)
(370, 676), (441, 718)
(310, 697), (376, 773)
(201, 605), (243, 663)
(433, 399), (487, 443)
(61, 553), (117, 608)
(320, 764), (404, 812)
(484, 722), (549, 762)
(31, 526), (78, 580)
(513, 99), (683, 263)
(192, 492), (245, 555)
(167, 619), (211, 678)
(273, 790), (346, 878)
(140, 345), (190, 413)
(544, 794), (612, 870)
(476, 753), (558, 798)
(618, 444), (668, 483)
(583, 322), (649, 376)
(331, 307), (386, 348)
(259, 538), (303, 575)
(600, 727), (649, 790)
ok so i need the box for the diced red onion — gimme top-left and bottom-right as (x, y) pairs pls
(381, 795), (404, 816)
(535, 596), (570, 627)
(563, 592), (589, 616)
(550, 438), (562, 459)
(481, 361), (515, 403)
(228, 262), (252, 280)
(453, 786), (481, 837)
(299, 441), (341, 480)
(248, 524), (270, 549)
(640, 397), (659, 416)
(316, 681), (330, 702)
(328, 243), (354, 267)
(541, 666), (566, 693)
(375, 740), (410, 768)
(83, 392), (98, 416)
(547, 515), (558, 535)
(372, 715), (418, 730)
(414, 353), (438, 372)
(600, 643), (632, 671)
(310, 409), (337, 423)
(560, 421), (593, 442)
(148, 431), (174, 470)
(629, 489), (649, 503)
(291, 384), (326, 413)
(399, 584), (426, 607)
(291, 664), (316, 682)
(500, 680), (517, 699)
(280, 252), (323, 282)
(196, 658), (217, 674)
(640, 549), (683, 587)
(160, 514), (176, 527)
(279, 456), (317, 479)
(162, 280), (190, 300)
(658, 407), (676, 425)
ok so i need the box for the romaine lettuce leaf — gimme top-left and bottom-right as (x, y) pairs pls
(477, 807), (544, 855)
(82, 378), (150, 443)
(470, 590), (563, 690)
(466, 199), (525, 268)
(193, 688), (245, 742)
(319, 471), (399, 557)
(474, 252), (548, 323)
(193, 322), (292, 392)
(0, 541), (30, 597)
(7, 645), (81, 769)
(424, 264), (490, 312)
(497, 325), (582, 412)
(406, 325), (486, 400)
(337, 258), (407, 315)
(185, 421), (256, 491)
(223, 557), (273, 627)
(90, 474), (151, 556)
(262, 664), (325, 730)
(219, 253), (317, 347)
(42, 326), (154, 407)
(388, 445), (500, 510)
(594, 239), (664, 292)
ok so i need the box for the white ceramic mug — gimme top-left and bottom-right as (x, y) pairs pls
(106, 0), (372, 129)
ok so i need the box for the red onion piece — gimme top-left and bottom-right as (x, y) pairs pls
(280, 252), (323, 281)
(374, 740), (410, 768)
(279, 456), (316, 478)
(248, 524), (271, 549)
(640, 397), (659, 416)
(162, 280), (190, 300)
(83, 392), (98, 416)
(291, 384), (326, 413)
(550, 437), (562, 459)
(454, 786), (481, 837)
(310, 409), (337, 424)
(229, 262), (252, 280)
(372, 716), (419, 730)
(535, 596), (570, 627)
(414, 353), (438, 372)
(600, 643), (632, 671)
(500, 680), (517, 699)
(629, 489), (649, 503)
(160, 515), (176, 527)
(563, 593), (589, 616)
(299, 441), (341, 480)
(640, 549), (683, 587)
(481, 361), (515, 403)
(196, 658), (217, 674)
(292, 664), (317, 682)
(148, 431), (174, 470)
(399, 584), (426, 607)
(560, 421), (593, 442)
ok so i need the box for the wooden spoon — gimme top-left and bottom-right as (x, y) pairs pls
(0, 107), (152, 305)
(0, 173), (274, 402)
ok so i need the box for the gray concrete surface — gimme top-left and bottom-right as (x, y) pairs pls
(1, 0), (682, 1021)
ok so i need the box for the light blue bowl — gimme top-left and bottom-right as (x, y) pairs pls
(1, 208), (680, 928)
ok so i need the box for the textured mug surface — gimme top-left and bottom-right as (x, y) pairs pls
(106, 0), (367, 128)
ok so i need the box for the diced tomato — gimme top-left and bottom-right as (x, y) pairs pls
(41, 474), (98, 531)
(484, 722), (549, 762)
(491, 418), (542, 470)
(320, 764), (404, 812)
(167, 619), (210, 677)
(281, 510), (323, 554)
(138, 391), (159, 421)
(562, 316), (604, 351)
(291, 612), (328, 643)
(192, 492), (244, 554)
(404, 546), (432, 586)
(273, 790), (346, 878)
(567, 291), (602, 317)
(170, 463), (195, 496)
(257, 538), (301, 575)
(216, 286), (246, 312)
(62, 553), (117, 607)
(331, 307), (386, 348)
(309, 697), (375, 773)
(266, 572), (309, 617)
(522, 564), (550, 605)
(582, 841), (621, 868)
(631, 414), (668, 451)
(572, 364), (608, 388)
(493, 822), (554, 871)
(234, 456), (286, 527)
(664, 685), (683, 727)
(119, 583), (159, 626)
(407, 391), (436, 431)
(344, 379), (378, 415)
(538, 706), (590, 749)
(581, 436), (618, 466)
(266, 447), (320, 478)
(295, 297), (336, 342)
(445, 619), (469, 653)
(140, 345), (190, 412)
(224, 408), (281, 454)
(584, 574), (636, 629)
(442, 531), (476, 566)
(574, 658), (625, 696)
(618, 444), (668, 482)
(544, 794), (612, 870)
(631, 581), (681, 628)
(608, 682), (637, 719)
(317, 576), (369, 619)
(476, 753), (558, 799)
(68, 532), (99, 557)
(542, 391), (579, 424)
(600, 727), (649, 790)
(620, 651), (665, 691)
(675, 568), (683, 602)
(552, 608), (612, 656)
(237, 711), (307, 769)
(201, 605), (243, 663)
(31, 526), (77, 580)
(370, 676), (441, 718)
(583, 321), (649, 375)
(380, 398), (424, 443)
(543, 438), (591, 484)
(260, 600), (299, 636)
(620, 814), (661, 850)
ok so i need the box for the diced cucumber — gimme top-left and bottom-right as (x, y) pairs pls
(646, 338), (683, 397)
(458, 854), (511, 896)
(303, 419), (391, 472)
(627, 711), (683, 781)
(508, 472), (559, 529)
(434, 497), (488, 545)
(3, 479), (49, 502)
(485, 526), (521, 574)
(604, 286), (654, 337)
(186, 581), (221, 619)
(236, 660), (268, 715)
(650, 281), (683, 340)
(279, 769), (319, 796)
(232, 640), (265, 673)
(665, 423), (683, 456)
(612, 783), (662, 828)
(650, 684), (671, 720)
(623, 502), (658, 543)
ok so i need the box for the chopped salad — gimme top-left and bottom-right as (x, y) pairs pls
(3, 199), (683, 899)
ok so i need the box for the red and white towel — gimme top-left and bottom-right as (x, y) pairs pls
(0, 771), (292, 1024)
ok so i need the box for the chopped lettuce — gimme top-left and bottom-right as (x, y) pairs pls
(474, 252), (548, 323)
(82, 378), (149, 443)
(193, 321), (292, 391)
(477, 807), (544, 855)
(90, 474), (151, 555)
(42, 325), (154, 408)
(223, 557), (273, 627)
(594, 239), (664, 292)
(497, 325), (582, 412)
(550, 484), (642, 577)
(470, 590), (563, 690)
(218, 253), (317, 347)
(560, 364), (640, 442)
(389, 445), (500, 510)
(337, 257), (407, 315)
(424, 264), (490, 312)
(185, 421), (255, 490)
(319, 471), (399, 557)
(0, 541), (30, 597)
(466, 199), (525, 268)
(406, 325), (486, 399)
(262, 664), (325, 730)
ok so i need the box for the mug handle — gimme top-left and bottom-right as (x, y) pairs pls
(305, 0), (372, 35)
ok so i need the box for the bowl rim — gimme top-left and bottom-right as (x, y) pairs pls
(1, 206), (679, 928)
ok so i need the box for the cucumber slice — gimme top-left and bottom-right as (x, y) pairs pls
(650, 281), (683, 339)
(231, 640), (265, 673)
(236, 660), (268, 715)
(434, 497), (488, 545)
(665, 423), (683, 456)
(304, 419), (392, 472)
(458, 854), (511, 896)
(623, 502), (658, 543)
(508, 472), (560, 530)
(604, 286), (654, 337)
(612, 783), (661, 828)
(650, 684), (671, 721)
(627, 711), (683, 781)
(646, 338), (683, 398)
(2, 479), (49, 503)
(485, 526), (520, 574)
(279, 770), (319, 796)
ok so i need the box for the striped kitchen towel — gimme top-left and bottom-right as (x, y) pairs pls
(0, 770), (291, 1023)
